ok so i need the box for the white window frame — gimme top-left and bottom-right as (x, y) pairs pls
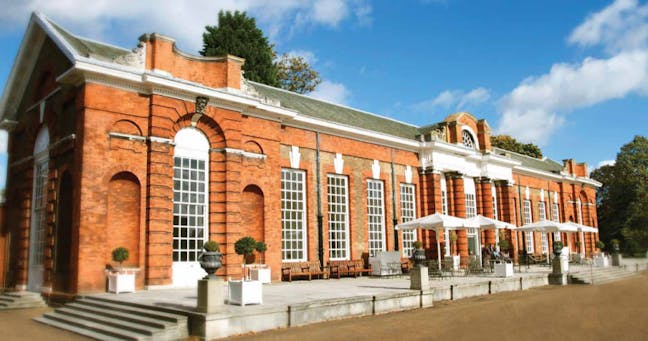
(551, 203), (561, 241)
(539, 201), (548, 254)
(523, 199), (534, 253)
(173, 128), (209, 263)
(492, 185), (498, 220)
(400, 184), (417, 257)
(464, 178), (476, 219)
(281, 169), (308, 261)
(327, 174), (350, 260)
(367, 179), (386, 257)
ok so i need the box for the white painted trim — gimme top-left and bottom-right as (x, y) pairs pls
(211, 148), (267, 159)
(334, 153), (344, 174)
(149, 136), (174, 145)
(289, 146), (301, 169)
(108, 132), (146, 142)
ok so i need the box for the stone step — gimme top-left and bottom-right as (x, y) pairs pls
(38, 312), (150, 340)
(66, 302), (176, 329)
(33, 316), (125, 341)
(56, 307), (161, 336)
(76, 298), (188, 324)
(0, 292), (48, 310)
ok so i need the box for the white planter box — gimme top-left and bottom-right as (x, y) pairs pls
(494, 263), (514, 277)
(106, 271), (136, 294)
(250, 268), (271, 284)
(228, 280), (263, 306)
(594, 256), (609, 267)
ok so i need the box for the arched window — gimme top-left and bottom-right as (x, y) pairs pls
(462, 130), (476, 149)
(28, 126), (49, 291)
(173, 128), (209, 263)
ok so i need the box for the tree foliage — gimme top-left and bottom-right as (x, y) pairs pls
(201, 10), (278, 86)
(490, 135), (543, 158)
(591, 135), (648, 255)
(200, 11), (321, 94)
(276, 53), (321, 94)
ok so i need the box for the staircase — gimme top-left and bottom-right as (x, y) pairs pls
(0, 291), (47, 310)
(569, 266), (637, 285)
(34, 296), (189, 340)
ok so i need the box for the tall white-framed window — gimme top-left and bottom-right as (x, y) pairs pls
(327, 174), (350, 260)
(281, 169), (307, 261)
(523, 199), (534, 253)
(173, 128), (209, 263)
(441, 175), (451, 256)
(464, 178), (476, 219)
(464, 178), (478, 255)
(367, 179), (386, 257)
(492, 186), (498, 220)
(28, 126), (49, 291)
(539, 202), (548, 254)
(400, 184), (417, 257)
(577, 199), (583, 225)
(551, 203), (561, 241)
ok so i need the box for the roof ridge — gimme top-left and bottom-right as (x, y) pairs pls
(249, 81), (420, 129)
(492, 146), (561, 165)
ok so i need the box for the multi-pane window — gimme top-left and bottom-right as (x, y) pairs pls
(552, 203), (561, 241)
(173, 157), (208, 262)
(462, 130), (476, 149)
(538, 201), (548, 254)
(523, 200), (534, 253)
(367, 180), (386, 257)
(400, 184), (417, 257)
(30, 160), (48, 268)
(282, 169), (307, 261)
(327, 175), (350, 260)
(492, 186), (498, 220)
(441, 175), (451, 255)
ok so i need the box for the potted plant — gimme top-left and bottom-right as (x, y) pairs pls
(411, 240), (426, 267)
(199, 240), (222, 279)
(595, 240), (605, 253)
(448, 231), (460, 270)
(234, 236), (269, 281)
(107, 247), (136, 294)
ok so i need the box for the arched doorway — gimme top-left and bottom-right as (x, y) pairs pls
(241, 185), (265, 263)
(54, 171), (73, 292)
(106, 173), (141, 270)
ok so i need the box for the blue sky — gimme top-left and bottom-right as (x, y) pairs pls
(1, 0), (647, 189)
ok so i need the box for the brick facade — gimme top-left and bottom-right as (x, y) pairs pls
(0, 14), (602, 295)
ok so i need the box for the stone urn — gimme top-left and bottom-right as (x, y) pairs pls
(412, 248), (426, 268)
(552, 241), (563, 257)
(200, 251), (222, 279)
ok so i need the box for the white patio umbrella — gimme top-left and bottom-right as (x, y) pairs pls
(517, 220), (577, 262)
(564, 221), (598, 254)
(396, 212), (470, 270)
(465, 215), (516, 253)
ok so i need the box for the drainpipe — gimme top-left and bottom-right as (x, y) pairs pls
(316, 132), (324, 267)
(390, 149), (399, 251)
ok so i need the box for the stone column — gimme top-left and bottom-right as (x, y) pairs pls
(479, 178), (495, 246)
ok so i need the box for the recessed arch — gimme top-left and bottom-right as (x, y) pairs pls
(28, 125), (50, 292)
(111, 120), (142, 136)
(242, 185), (265, 263)
(243, 140), (264, 155)
(106, 172), (141, 269)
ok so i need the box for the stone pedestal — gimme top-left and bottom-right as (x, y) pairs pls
(612, 253), (622, 266)
(548, 256), (567, 285)
(410, 266), (429, 290)
(197, 278), (225, 313)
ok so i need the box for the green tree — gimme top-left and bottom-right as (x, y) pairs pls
(201, 10), (278, 86)
(276, 53), (321, 94)
(591, 135), (648, 255)
(491, 135), (543, 158)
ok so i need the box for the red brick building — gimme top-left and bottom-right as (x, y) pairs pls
(0, 13), (600, 295)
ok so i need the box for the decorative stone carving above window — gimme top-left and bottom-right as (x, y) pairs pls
(405, 165), (413, 184)
(113, 43), (145, 69)
(334, 153), (344, 174)
(289, 146), (301, 169)
(372, 160), (381, 179)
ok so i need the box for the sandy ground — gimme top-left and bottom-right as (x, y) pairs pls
(2, 272), (647, 340)
(231, 271), (648, 341)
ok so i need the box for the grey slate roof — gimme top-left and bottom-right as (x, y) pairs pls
(250, 82), (422, 140)
(492, 147), (564, 173)
(47, 18), (131, 62)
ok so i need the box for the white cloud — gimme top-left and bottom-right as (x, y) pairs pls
(597, 159), (616, 168)
(309, 80), (351, 105)
(568, 0), (648, 53)
(411, 87), (490, 112)
(498, 0), (648, 145)
(284, 50), (318, 65)
(0, 0), (372, 52)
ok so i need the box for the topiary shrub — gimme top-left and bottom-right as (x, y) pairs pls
(111, 247), (129, 270)
(203, 240), (220, 252)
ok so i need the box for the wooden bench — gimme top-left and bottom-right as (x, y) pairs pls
(328, 260), (372, 279)
(281, 261), (328, 282)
